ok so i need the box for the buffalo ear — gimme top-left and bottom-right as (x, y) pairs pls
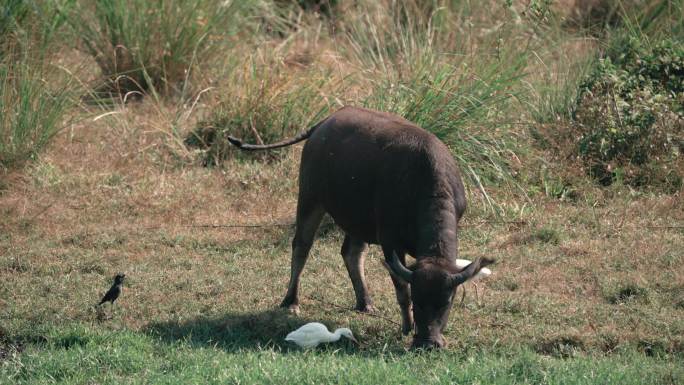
(448, 257), (495, 288)
(382, 252), (414, 283)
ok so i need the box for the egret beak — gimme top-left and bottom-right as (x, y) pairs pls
(348, 336), (361, 345)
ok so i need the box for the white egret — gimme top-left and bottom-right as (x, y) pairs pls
(285, 322), (358, 349)
(455, 258), (492, 305)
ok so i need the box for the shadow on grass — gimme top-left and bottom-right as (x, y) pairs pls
(144, 308), (375, 355)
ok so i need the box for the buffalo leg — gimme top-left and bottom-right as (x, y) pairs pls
(280, 204), (324, 314)
(382, 246), (414, 335)
(341, 234), (374, 312)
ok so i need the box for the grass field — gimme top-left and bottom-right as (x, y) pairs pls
(1, 0), (683, 384)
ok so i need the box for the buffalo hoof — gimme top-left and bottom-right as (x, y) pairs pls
(281, 304), (300, 315)
(401, 322), (413, 336)
(400, 317), (414, 335)
(279, 297), (301, 315)
(411, 335), (447, 350)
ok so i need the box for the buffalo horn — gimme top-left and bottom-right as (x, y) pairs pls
(448, 257), (495, 288)
(385, 251), (414, 283)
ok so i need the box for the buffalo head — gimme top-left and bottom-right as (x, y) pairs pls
(384, 253), (495, 349)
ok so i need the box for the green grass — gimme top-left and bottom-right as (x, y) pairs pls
(2, 326), (682, 384)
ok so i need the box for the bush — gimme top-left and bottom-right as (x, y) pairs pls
(60, 0), (247, 96)
(573, 36), (684, 191)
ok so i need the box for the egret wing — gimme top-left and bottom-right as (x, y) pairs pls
(285, 322), (330, 348)
(454, 259), (472, 269)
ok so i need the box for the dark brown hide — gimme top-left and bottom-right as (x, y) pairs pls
(229, 106), (490, 349)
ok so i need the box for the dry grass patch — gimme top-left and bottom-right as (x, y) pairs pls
(2, 110), (682, 353)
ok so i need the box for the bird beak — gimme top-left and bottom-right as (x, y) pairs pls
(349, 336), (361, 346)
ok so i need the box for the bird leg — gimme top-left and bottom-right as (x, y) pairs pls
(474, 282), (485, 307)
(459, 285), (467, 307)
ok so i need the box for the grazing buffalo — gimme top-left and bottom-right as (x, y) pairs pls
(228, 106), (494, 349)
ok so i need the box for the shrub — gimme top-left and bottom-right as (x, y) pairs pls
(59, 0), (247, 96)
(573, 36), (684, 191)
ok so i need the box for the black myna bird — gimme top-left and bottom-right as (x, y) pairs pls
(97, 273), (125, 307)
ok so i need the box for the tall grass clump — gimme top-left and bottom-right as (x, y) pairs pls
(0, 0), (30, 46)
(363, 59), (528, 196)
(523, 5), (596, 126)
(1, 1), (66, 59)
(253, 0), (340, 40)
(0, 0), (74, 170)
(186, 46), (338, 165)
(343, 1), (531, 201)
(0, 52), (74, 169)
(526, 57), (594, 125)
(59, 0), (249, 96)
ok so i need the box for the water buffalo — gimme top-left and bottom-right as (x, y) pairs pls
(228, 106), (494, 349)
